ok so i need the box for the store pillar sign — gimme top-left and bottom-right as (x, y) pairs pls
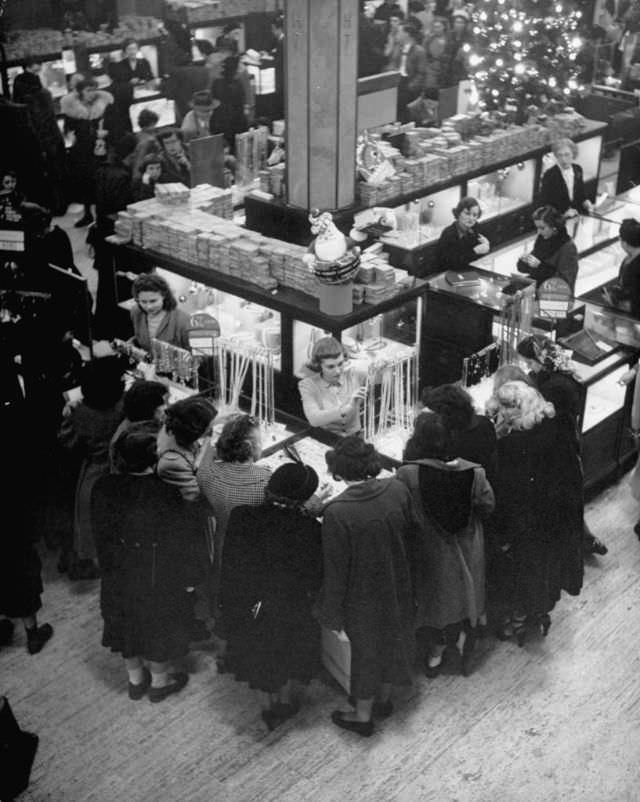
(538, 277), (572, 318)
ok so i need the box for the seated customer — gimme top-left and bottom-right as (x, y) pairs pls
(602, 218), (640, 319)
(517, 205), (579, 293)
(298, 337), (366, 436)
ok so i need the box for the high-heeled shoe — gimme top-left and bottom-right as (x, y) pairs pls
(424, 655), (443, 679)
(496, 617), (527, 647)
(461, 630), (476, 676)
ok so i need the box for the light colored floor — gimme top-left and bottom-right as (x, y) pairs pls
(2, 476), (639, 802)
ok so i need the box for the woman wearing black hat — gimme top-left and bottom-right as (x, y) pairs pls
(222, 462), (323, 730)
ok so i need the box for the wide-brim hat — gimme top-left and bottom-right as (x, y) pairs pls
(191, 90), (220, 111)
(267, 462), (319, 502)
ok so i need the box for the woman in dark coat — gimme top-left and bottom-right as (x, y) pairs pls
(316, 436), (418, 737)
(396, 413), (494, 677)
(602, 217), (640, 320)
(222, 462), (323, 731)
(517, 334), (608, 557)
(58, 355), (125, 579)
(422, 383), (498, 487)
(92, 424), (207, 702)
(487, 381), (584, 646)
(517, 205), (579, 293)
(435, 196), (490, 273)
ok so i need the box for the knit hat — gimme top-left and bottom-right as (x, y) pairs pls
(267, 463), (319, 502)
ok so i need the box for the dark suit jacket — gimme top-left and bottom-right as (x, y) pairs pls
(538, 163), (588, 215)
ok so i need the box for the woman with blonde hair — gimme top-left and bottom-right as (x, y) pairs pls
(488, 381), (584, 646)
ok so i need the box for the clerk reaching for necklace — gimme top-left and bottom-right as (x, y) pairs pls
(298, 337), (366, 436)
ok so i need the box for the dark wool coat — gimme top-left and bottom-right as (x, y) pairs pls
(396, 459), (494, 631)
(92, 474), (207, 662)
(316, 478), (418, 699)
(222, 504), (323, 693)
(436, 222), (483, 273)
(494, 416), (584, 616)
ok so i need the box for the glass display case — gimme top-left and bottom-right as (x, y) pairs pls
(377, 186), (462, 251)
(472, 222), (621, 298)
(467, 158), (536, 221)
(576, 134), (604, 183)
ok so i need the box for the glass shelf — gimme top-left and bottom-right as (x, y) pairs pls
(468, 159), (536, 222)
(378, 186), (461, 251)
(582, 363), (628, 432)
(156, 267), (282, 371)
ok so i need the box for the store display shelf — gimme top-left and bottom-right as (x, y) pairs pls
(118, 243), (427, 332)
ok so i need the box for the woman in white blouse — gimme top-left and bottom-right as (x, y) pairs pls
(298, 337), (366, 436)
(538, 138), (594, 219)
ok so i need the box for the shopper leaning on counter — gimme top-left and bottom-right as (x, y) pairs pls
(537, 137), (594, 219)
(298, 337), (366, 436)
(317, 436), (417, 738)
(517, 205), (579, 293)
(129, 273), (191, 352)
(435, 197), (490, 274)
(601, 218), (640, 319)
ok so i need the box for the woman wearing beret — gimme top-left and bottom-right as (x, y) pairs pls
(222, 462), (323, 730)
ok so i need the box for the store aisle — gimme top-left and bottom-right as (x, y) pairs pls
(2, 474), (638, 802)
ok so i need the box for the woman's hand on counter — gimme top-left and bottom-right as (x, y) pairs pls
(474, 234), (490, 255)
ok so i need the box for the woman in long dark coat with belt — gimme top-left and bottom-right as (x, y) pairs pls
(92, 424), (209, 702)
(222, 462), (323, 731)
(316, 436), (418, 737)
(486, 381), (584, 646)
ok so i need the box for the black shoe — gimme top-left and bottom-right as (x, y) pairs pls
(461, 630), (477, 677)
(635, 521), (640, 539)
(74, 213), (94, 228)
(148, 672), (189, 703)
(584, 536), (608, 556)
(128, 668), (151, 701)
(0, 619), (14, 647)
(26, 623), (53, 655)
(331, 710), (374, 737)
(347, 695), (393, 719)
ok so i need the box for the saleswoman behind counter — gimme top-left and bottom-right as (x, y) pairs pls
(435, 197), (491, 274)
(129, 273), (191, 351)
(298, 337), (366, 436)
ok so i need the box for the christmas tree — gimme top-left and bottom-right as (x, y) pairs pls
(468, 0), (588, 115)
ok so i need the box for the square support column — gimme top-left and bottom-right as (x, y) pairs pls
(285, 0), (358, 212)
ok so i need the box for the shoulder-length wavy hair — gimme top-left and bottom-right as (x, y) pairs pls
(326, 435), (382, 481)
(486, 380), (555, 436)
